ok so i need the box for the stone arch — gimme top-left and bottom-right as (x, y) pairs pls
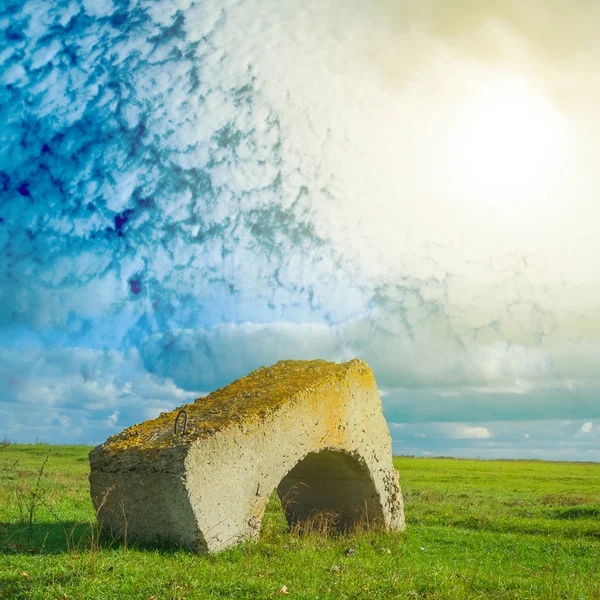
(89, 359), (405, 552)
(277, 448), (383, 531)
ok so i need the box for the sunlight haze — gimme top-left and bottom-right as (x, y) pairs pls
(0, 0), (598, 460)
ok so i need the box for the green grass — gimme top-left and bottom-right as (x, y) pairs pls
(1, 445), (599, 599)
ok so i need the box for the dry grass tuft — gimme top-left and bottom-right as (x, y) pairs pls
(540, 494), (597, 506)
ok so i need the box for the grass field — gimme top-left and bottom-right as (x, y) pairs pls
(1, 444), (599, 599)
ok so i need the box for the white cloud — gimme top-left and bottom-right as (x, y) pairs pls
(0, 347), (201, 444)
(107, 412), (119, 428)
(391, 420), (600, 462)
(446, 424), (492, 440)
(2, 0), (599, 352)
(581, 422), (593, 433)
(81, 0), (115, 18)
(1, 0), (600, 455)
(139, 322), (600, 405)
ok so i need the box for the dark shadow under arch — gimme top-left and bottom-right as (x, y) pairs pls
(276, 449), (383, 532)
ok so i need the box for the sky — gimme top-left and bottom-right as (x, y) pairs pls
(1, 0), (598, 460)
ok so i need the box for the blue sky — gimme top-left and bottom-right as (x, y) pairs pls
(1, 0), (599, 459)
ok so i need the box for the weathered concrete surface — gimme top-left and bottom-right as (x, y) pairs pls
(89, 359), (405, 552)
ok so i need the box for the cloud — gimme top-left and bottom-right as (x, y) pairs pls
(1, 0), (600, 454)
(138, 322), (600, 423)
(1, 0), (599, 343)
(81, 0), (115, 18)
(581, 421), (593, 433)
(381, 386), (600, 424)
(0, 347), (200, 444)
(390, 420), (600, 461)
(458, 426), (491, 439)
(441, 424), (492, 440)
(1, 0), (345, 339)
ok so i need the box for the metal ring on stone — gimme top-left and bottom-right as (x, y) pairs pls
(306, 366), (316, 373)
(265, 368), (273, 377)
(174, 409), (188, 435)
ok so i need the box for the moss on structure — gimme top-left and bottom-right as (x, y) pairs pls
(100, 359), (374, 454)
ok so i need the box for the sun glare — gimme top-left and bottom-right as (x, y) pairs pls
(450, 74), (565, 209)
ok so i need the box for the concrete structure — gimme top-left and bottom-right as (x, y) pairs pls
(89, 359), (405, 552)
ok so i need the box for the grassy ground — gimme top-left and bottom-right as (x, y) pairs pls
(0, 445), (599, 599)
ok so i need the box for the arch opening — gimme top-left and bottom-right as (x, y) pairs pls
(275, 449), (383, 532)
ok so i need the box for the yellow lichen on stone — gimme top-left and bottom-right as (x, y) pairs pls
(100, 358), (373, 453)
